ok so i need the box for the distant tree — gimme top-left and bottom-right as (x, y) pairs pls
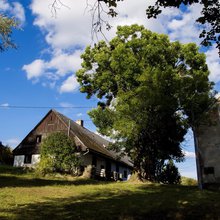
(0, 142), (13, 165)
(0, 15), (18, 52)
(77, 24), (214, 182)
(158, 160), (181, 184)
(37, 132), (81, 175)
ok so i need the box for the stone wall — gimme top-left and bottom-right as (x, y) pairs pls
(197, 103), (220, 187)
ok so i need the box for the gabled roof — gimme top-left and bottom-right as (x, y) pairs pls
(54, 110), (133, 167)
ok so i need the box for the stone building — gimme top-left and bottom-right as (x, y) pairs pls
(196, 99), (220, 188)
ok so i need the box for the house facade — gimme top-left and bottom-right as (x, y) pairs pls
(13, 109), (133, 180)
(196, 99), (220, 188)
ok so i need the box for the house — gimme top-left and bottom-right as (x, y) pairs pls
(196, 98), (220, 188)
(13, 109), (133, 180)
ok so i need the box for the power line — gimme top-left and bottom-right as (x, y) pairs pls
(0, 105), (95, 109)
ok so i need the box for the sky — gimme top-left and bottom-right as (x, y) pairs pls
(0, 0), (220, 179)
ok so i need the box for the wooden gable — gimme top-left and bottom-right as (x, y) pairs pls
(13, 110), (68, 155)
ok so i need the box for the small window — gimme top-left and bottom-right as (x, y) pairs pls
(92, 156), (97, 167)
(124, 170), (127, 178)
(24, 155), (32, 164)
(116, 164), (119, 172)
(36, 135), (42, 143)
(204, 167), (214, 175)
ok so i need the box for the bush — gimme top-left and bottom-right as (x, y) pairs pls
(158, 160), (181, 184)
(35, 157), (55, 176)
(181, 177), (197, 186)
(37, 132), (81, 175)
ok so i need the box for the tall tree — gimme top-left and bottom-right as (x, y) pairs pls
(77, 24), (214, 181)
(0, 15), (18, 52)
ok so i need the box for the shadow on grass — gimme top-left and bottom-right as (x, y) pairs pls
(1, 185), (220, 220)
(0, 175), (110, 188)
(0, 165), (28, 175)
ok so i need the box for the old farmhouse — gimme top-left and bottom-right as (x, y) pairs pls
(196, 98), (220, 188)
(13, 109), (133, 180)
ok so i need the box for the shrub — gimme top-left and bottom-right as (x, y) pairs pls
(37, 132), (81, 175)
(181, 177), (197, 186)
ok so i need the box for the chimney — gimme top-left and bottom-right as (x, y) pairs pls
(75, 120), (84, 127)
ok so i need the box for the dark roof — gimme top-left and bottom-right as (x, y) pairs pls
(54, 110), (133, 167)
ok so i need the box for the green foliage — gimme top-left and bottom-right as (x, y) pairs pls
(158, 160), (181, 184)
(37, 132), (81, 175)
(181, 176), (197, 186)
(0, 143), (13, 165)
(0, 15), (18, 52)
(77, 24), (214, 182)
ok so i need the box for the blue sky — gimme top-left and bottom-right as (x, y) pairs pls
(1, 0), (220, 179)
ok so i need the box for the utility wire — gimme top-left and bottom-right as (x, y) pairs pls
(0, 105), (95, 109)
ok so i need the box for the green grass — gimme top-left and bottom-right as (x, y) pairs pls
(0, 165), (220, 220)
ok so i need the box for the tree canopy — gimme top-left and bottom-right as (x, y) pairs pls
(92, 0), (220, 55)
(77, 24), (215, 181)
(0, 15), (18, 52)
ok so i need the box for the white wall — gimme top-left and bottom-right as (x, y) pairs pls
(13, 155), (25, 167)
(32, 154), (40, 166)
(13, 154), (40, 167)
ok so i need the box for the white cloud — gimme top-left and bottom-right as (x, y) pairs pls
(30, 0), (92, 49)
(0, 103), (9, 107)
(0, 0), (10, 11)
(183, 150), (195, 158)
(59, 102), (73, 108)
(22, 50), (82, 91)
(11, 2), (25, 25)
(206, 47), (220, 83)
(59, 75), (79, 93)
(167, 4), (202, 44)
(0, 0), (25, 26)
(3, 138), (20, 148)
(77, 113), (83, 117)
(48, 50), (82, 76)
(22, 59), (46, 80)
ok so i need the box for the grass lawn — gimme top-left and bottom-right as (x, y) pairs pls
(0, 165), (220, 220)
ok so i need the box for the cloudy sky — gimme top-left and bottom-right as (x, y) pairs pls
(1, 0), (219, 178)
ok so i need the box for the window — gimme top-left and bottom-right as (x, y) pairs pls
(24, 155), (32, 164)
(36, 135), (42, 143)
(92, 156), (97, 167)
(204, 167), (215, 175)
(116, 164), (119, 172)
(124, 170), (127, 178)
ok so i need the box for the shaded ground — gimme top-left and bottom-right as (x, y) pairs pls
(0, 165), (220, 220)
